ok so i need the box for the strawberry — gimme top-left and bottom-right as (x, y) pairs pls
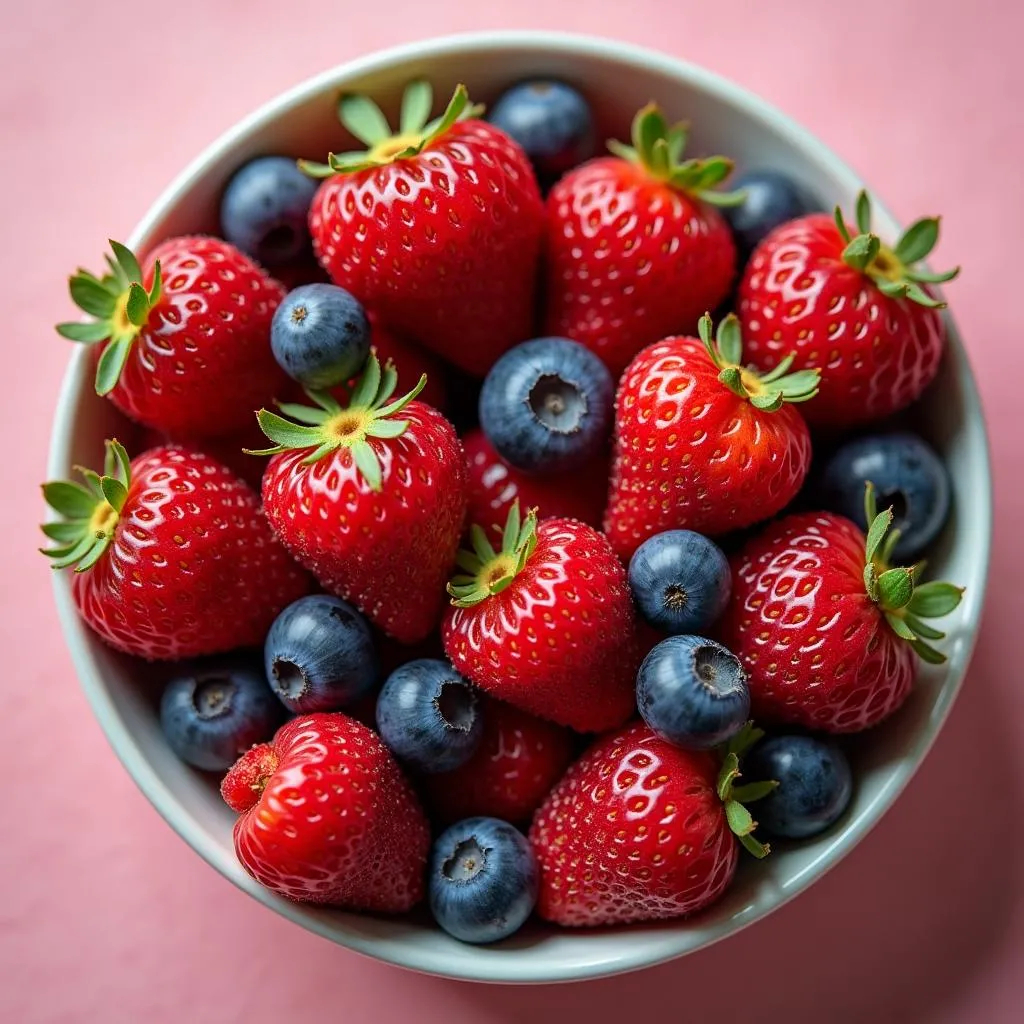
(40, 440), (308, 661)
(300, 80), (544, 377)
(58, 238), (287, 437)
(462, 428), (607, 531)
(738, 191), (959, 427)
(530, 722), (772, 926)
(718, 485), (964, 732)
(604, 313), (818, 561)
(442, 504), (638, 733)
(253, 354), (467, 644)
(421, 695), (575, 826)
(543, 103), (740, 375)
(221, 712), (429, 911)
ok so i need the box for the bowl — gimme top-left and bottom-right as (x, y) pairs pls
(47, 30), (993, 984)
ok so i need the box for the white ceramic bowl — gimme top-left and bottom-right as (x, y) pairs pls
(47, 31), (992, 984)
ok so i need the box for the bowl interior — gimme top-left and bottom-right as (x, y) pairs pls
(48, 33), (991, 984)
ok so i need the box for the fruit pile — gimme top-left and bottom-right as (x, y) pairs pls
(43, 77), (964, 943)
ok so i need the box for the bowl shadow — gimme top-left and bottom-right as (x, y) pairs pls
(441, 620), (1017, 1021)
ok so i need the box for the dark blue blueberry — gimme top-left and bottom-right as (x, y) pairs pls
(376, 659), (483, 773)
(743, 734), (853, 839)
(489, 80), (595, 184)
(637, 635), (750, 750)
(478, 337), (613, 476)
(219, 155), (318, 266)
(725, 170), (810, 260)
(270, 283), (371, 390)
(628, 530), (731, 634)
(817, 432), (951, 561)
(264, 595), (377, 714)
(159, 657), (284, 771)
(428, 816), (538, 944)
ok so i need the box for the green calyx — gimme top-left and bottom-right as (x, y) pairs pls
(835, 190), (960, 309)
(447, 502), (538, 608)
(698, 312), (820, 411)
(716, 723), (776, 859)
(607, 103), (744, 206)
(247, 353), (426, 492)
(40, 439), (131, 572)
(56, 241), (163, 396)
(298, 79), (484, 179)
(862, 482), (964, 663)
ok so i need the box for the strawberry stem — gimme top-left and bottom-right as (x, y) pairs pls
(40, 439), (132, 573)
(716, 723), (775, 859)
(247, 353), (426, 493)
(607, 103), (745, 206)
(447, 502), (538, 608)
(861, 482), (964, 661)
(836, 191), (959, 308)
(698, 313), (820, 409)
(56, 241), (162, 396)
(298, 80), (485, 180)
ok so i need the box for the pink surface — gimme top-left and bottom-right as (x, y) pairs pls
(2, 1), (1019, 1020)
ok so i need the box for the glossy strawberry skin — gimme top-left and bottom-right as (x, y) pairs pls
(72, 445), (309, 661)
(530, 722), (738, 926)
(261, 401), (467, 644)
(309, 121), (544, 377)
(442, 518), (639, 733)
(604, 336), (813, 561)
(719, 511), (916, 732)
(462, 428), (607, 532)
(543, 158), (736, 375)
(738, 214), (945, 427)
(108, 236), (288, 437)
(421, 696), (575, 827)
(223, 713), (429, 912)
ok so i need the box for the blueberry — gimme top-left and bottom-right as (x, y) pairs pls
(160, 657), (283, 771)
(628, 530), (731, 634)
(725, 170), (810, 260)
(743, 734), (853, 839)
(637, 635), (750, 750)
(270, 284), (371, 390)
(264, 595), (377, 714)
(817, 432), (951, 560)
(489, 80), (595, 184)
(479, 337), (613, 476)
(219, 156), (318, 266)
(376, 659), (483, 773)
(429, 817), (538, 944)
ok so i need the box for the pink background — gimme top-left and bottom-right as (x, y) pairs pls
(3, 0), (1019, 1020)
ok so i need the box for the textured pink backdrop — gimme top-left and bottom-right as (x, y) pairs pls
(2, 1), (1019, 1020)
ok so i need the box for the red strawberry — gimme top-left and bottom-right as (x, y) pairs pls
(718, 485), (963, 732)
(604, 313), (818, 561)
(58, 238), (288, 437)
(530, 722), (771, 926)
(543, 103), (739, 375)
(738, 191), (959, 427)
(422, 696), (575, 826)
(301, 80), (544, 377)
(221, 712), (429, 911)
(442, 504), (638, 732)
(462, 428), (607, 531)
(254, 354), (467, 644)
(40, 440), (308, 660)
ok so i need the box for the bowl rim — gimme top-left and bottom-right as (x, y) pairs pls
(46, 29), (994, 984)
